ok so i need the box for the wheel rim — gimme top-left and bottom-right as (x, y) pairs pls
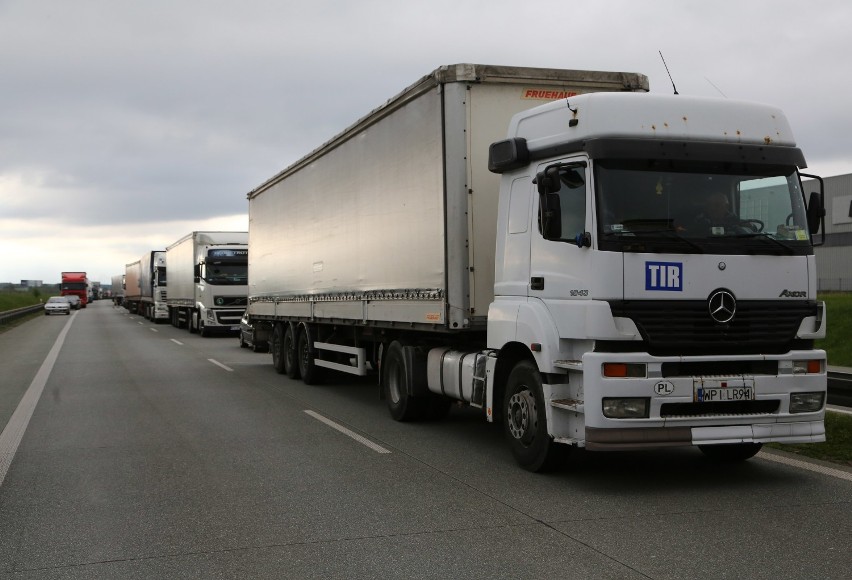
(299, 334), (310, 372)
(284, 331), (294, 370)
(271, 330), (281, 366)
(507, 388), (537, 445)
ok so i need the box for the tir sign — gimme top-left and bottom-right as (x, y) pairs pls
(646, 262), (683, 291)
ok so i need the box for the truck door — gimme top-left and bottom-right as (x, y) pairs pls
(528, 157), (599, 337)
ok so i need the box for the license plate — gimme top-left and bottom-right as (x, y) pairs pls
(230, 326), (240, 331)
(694, 379), (755, 402)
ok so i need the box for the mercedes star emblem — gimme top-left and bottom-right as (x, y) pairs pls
(708, 289), (736, 324)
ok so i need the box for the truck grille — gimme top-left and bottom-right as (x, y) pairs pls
(214, 309), (244, 325)
(609, 300), (817, 356)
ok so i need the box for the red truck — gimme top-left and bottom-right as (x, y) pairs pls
(60, 271), (89, 308)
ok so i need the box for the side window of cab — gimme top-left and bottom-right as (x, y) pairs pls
(536, 163), (587, 243)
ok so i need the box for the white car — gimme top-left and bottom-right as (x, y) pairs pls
(44, 296), (71, 315)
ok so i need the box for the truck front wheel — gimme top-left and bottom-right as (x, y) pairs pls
(698, 443), (762, 462)
(503, 360), (566, 472)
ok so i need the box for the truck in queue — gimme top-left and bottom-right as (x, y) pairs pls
(246, 63), (827, 471)
(165, 231), (248, 336)
(124, 251), (168, 322)
(111, 274), (125, 307)
(60, 271), (89, 308)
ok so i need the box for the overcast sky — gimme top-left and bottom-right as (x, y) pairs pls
(2, 0), (851, 285)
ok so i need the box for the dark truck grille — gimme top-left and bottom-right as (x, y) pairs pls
(607, 300), (817, 356)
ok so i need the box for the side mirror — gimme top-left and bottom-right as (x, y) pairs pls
(806, 190), (824, 234)
(535, 166), (562, 195)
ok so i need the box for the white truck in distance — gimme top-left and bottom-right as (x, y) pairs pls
(124, 251), (168, 322)
(110, 274), (125, 307)
(165, 231), (248, 336)
(246, 63), (827, 471)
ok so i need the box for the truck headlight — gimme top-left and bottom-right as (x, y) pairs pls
(602, 398), (649, 418)
(207, 310), (215, 323)
(792, 360), (822, 374)
(790, 392), (825, 413)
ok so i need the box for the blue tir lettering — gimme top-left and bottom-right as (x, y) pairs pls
(646, 262), (683, 291)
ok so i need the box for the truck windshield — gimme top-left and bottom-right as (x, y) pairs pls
(595, 160), (812, 255)
(203, 262), (247, 285)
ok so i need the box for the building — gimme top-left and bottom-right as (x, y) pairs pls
(812, 173), (852, 292)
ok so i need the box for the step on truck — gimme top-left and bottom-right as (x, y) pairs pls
(166, 231), (248, 336)
(246, 63), (827, 471)
(124, 251), (168, 322)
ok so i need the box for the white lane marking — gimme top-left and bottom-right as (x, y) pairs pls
(758, 451), (852, 483)
(0, 313), (76, 487)
(304, 410), (390, 454)
(137, 322), (144, 325)
(171, 339), (183, 346)
(149, 328), (158, 333)
(208, 359), (233, 372)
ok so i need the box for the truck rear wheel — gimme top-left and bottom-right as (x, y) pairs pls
(270, 323), (286, 374)
(698, 443), (762, 462)
(297, 325), (324, 385)
(503, 360), (566, 472)
(383, 341), (429, 422)
(283, 324), (300, 379)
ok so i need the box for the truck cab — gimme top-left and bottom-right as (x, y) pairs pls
(488, 92), (827, 470)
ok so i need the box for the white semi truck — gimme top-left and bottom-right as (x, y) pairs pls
(165, 231), (248, 336)
(246, 63), (826, 471)
(124, 251), (168, 322)
(110, 274), (125, 306)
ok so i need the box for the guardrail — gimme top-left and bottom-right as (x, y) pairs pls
(0, 304), (44, 325)
(828, 371), (852, 408)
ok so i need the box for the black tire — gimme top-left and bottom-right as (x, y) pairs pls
(698, 443), (762, 462)
(297, 326), (324, 385)
(382, 341), (428, 421)
(188, 311), (197, 334)
(199, 320), (210, 337)
(270, 324), (286, 374)
(283, 324), (300, 379)
(503, 360), (567, 472)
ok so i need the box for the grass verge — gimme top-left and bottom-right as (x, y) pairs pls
(767, 411), (852, 467)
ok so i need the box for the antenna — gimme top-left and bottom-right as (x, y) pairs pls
(658, 51), (679, 95)
(704, 77), (728, 98)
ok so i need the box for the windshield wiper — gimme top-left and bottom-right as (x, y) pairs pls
(734, 232), (795, 254)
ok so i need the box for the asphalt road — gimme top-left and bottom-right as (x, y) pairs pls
(1, 301), (850, 579)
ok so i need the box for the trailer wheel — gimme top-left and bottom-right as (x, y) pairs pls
(283, 324), (300, 379)
(503, 360), (566, 472)
(270, 324), (286, 374)
(383, 341), (429, 421)
(297, 325), (324, 385)
(698, 443), (762, 462)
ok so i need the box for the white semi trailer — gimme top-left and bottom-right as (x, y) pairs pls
(165, 231), (248, 336)
(124, 251), (168, 322)
(247, 63), (826, 471)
